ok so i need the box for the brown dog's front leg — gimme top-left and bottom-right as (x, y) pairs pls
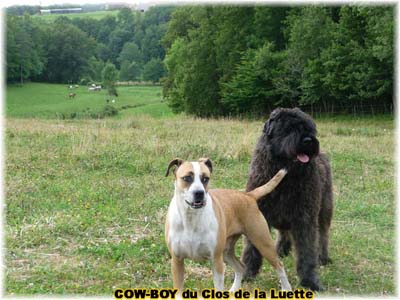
(212, 254), (225, 291)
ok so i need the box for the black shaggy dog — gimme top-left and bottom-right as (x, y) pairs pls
(242, 108), (333, 291)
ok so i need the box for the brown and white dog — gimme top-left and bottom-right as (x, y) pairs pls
(165, 158), (291, 292)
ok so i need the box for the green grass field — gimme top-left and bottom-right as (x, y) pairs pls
(5, 83), (395, 296)
(7, 83), (172, 119)
(33, 10), (119, 22)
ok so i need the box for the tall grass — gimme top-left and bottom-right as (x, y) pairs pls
(5, 113), (394, 296)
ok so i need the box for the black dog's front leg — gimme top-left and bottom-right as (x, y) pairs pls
(241, 236), (263, 279)
(291, 219), (323, 291)
(276, 230), (292, 258)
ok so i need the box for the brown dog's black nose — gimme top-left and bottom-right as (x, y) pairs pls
(194, 191), (205, 202)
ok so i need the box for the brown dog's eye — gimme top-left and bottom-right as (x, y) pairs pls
(201, 177), (209, 184)
(182, 176), (193, 183)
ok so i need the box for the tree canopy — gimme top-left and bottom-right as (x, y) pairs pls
(6, 6), (174, 84)
(6, 5), (394, 116)
(163, 5), (394, 116)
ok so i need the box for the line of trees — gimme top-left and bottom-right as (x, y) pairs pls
(163, 6), (394, 116)
(6, 6), (174, 84)
(7, 5), (394, 116)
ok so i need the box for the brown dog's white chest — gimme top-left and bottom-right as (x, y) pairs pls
(166, 194), (219, 260)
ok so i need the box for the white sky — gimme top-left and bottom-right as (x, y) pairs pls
(0, 0), (251, 8)
(1, 0), (398, 9)
(0, 0), (149, 8)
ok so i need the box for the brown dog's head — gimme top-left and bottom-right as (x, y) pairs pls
(166, 158), (212, 209)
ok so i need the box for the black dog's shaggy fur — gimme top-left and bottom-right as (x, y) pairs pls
(241, 108), (333, 291)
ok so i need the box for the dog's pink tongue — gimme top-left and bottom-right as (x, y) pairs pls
(297, 154), (310, 163)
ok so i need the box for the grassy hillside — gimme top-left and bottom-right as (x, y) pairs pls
(33, 10), (119, 21)
(6, 83), (172, 119)
(5, 116), (395, 296)
(5, 83), (395, 296)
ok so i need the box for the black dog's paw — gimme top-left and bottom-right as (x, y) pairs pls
(300, 277), (325, 292)
(276, 240), (291, 258)
(319, 256), (332, 266)
(243, 271), (257, 282)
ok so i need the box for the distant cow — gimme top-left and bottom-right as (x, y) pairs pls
(69, 92), (76, 98)
(88, 85), (101, 91)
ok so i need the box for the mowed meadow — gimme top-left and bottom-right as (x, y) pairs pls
(7, 83), (172, 119)
(5, 83), (395, 296)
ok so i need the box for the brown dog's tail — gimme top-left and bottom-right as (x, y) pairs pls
(246, 169), (287, 200)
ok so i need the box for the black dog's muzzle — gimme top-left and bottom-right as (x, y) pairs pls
(296, 136), (320, 164)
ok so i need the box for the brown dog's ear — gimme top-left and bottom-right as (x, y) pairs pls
(199, 157), (213, 173)
(165, 158), (184, 177)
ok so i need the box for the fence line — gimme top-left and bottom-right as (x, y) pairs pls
(299, 103), (394, 117)
(115, 81), (161, 87)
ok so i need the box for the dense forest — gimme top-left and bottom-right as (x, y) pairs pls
(163, 6), (394, 116)
(7, 5), (394, 116)
(6, 6), (173, 84)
